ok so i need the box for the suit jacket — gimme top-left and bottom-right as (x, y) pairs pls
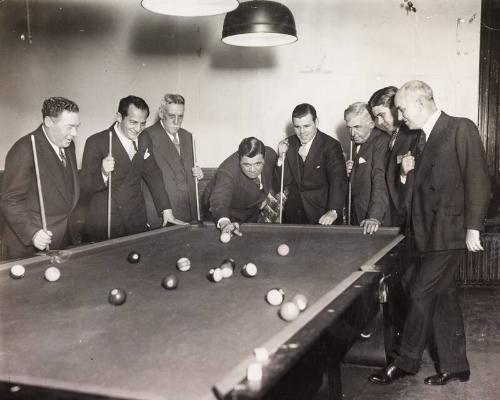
(351, 128), (390, 225)
(143, 122), (197, 227)
(384, 124), (417, 227)
(406, 112), (490, 252)
(80, 125), (171, 242)
(283, 130), (348, 224)
(0, 125), (79, 258)
(203, 147), (278, 223)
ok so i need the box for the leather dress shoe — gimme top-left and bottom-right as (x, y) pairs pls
(368, 364), (411, 385)
(424, 370), (470, 385)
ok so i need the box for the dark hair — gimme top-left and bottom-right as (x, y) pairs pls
(368, 86), (398, 114)
(118, 95), (150, 118)
(292, 103), (317, 121)
(42, 97), (79, 119)
(238, 137), (266, 159)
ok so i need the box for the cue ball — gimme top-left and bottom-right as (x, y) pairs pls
(220, 258), (236, 279)
(241, 263), (257, 277)
(220, 232), (231, 244)
(10, 264), (25, 279)
(108, 288), (127, 306)
(127, 251), (141, 264)
(277, 244), (290, 256)
(292, 294), (308, 311)
(44, 266), (61, 282)
(176, 257), (191, 272)
(279, 301), (300, 322)
(266, 288), (285, 306)
(162, 275), (178, 290)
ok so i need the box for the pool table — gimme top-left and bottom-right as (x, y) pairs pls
(0, 223), (403, 400)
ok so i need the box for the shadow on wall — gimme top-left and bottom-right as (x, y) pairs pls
(210, 46), (277, 69)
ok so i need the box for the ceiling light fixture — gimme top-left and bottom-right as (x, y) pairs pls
(141, 0), (239, 17)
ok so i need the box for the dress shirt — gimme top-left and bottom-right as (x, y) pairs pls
(298, 134), (316, 161)
(42, 126), (65, 163)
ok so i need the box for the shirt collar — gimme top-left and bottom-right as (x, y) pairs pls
(42, 125), (64, 158)
(422, 110), (441, 137)
(160, 120), (178, 141)
(114, 123), (137, 149)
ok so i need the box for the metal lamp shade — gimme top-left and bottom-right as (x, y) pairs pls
(222, 1), (298, 47)
(141, 0), (239, 17)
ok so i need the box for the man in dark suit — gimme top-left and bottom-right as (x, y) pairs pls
(80, 95), (186, 242)
(344, 102), (390, 234)
(1, 97), (81, 259)
(278, 103), (348, 225)
(203, 137), (277, 237)
(143, 94), (203, 227)
(369, 80), (491, 386)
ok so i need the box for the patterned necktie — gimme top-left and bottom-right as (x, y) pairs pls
(298, 144), (308, 162)
(128, 140), (137, 160)
(172, 134), (181, 155)
(59, 148), (67, 168)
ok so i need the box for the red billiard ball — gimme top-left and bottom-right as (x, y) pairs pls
(207, 268), (223, 283)
(220, 232), (231, 244)
(277, 244), (290, 256)
(108, 288), (127, 306)
(279, 301), (300, 321)
(10, 264), (25, 279)
(162, 275), (179, 290)
(220, 258), (236, 278)
(241, 262), (257, 278)
(127, 251), (141, 264)
(266, 288), (285, 306)
(44, 266), (61, 282)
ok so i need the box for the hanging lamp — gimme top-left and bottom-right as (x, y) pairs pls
(222, 1), (297, 47)
(141, 0), (239, 17)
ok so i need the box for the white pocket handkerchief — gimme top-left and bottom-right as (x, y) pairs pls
(315, 165), (321, 169)
(358, 157), (366, 164)
(144, 148), (150, 159)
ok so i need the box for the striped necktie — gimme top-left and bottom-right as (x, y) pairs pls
(59, 148), (67, 168)
(172, 134), (181, 155)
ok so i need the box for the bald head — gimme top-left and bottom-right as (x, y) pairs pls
(395, 80), (438, 129)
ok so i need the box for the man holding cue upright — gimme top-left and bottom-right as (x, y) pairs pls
(1, 97), (81, 259)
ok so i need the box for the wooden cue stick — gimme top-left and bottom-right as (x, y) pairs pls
(279, 153), (286, 224)
(31, 135), (49, 251)
(347, 140), (353, 225)
(107, 131), (112, 240)
(192, 137), (201, 221)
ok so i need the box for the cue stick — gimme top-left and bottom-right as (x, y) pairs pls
(31, 135), (49, 251)
(279, 152), (286, 224)
(107, 131), (112, 240)
(192, 137), (201, 222)
(347, 140), (353, 225)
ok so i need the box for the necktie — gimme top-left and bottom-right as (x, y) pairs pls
(415, 130), (426, 158)
(127, 140), (137, 160)
(172, 134), (181, 155)
(298, 144), (308, 162)
(59, 148), (67, 168)
(132, 140), (138, 152)
(253, 176), (261, 189)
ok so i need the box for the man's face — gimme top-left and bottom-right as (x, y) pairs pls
(44, 110), (80, 148)
(395, 91), (424, 130)
(240, 154), (265, 180)
(371, 105), (399, 134)
(117, 104), (148, 141)
(345, 113), (374, 144)
(160, 103), (184, 135)
(293, 114), (318, 144)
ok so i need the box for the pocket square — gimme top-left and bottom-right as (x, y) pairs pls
(396, 155), (403, 164)
(358, 157), (366, 164)
(144, 148), (150, 159)
(315, 165), (321, 169)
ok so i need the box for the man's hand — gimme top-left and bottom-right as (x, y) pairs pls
(466, 229), (483, 252)
(277, 139), (289, 158)
(219, 220), (243, 237)
(400, 151), (414, 178)
(162, 209), (188, 226)
(32, 229), (52, 250)
(346, 160), (354, 176)
(319, 210), (338, 225)
(102, 156), (115, 176)
(360, 218), (380, 235)
(192, 166), (203, 180)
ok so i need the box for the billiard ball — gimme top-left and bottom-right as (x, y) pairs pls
(246, 362), (263, 381)
(44, 266), (61, 282)
(162, 275), (178, 290)
(279, 301), (300, 321)
(253, 347), (269, 363)
(176, 257), (191, 272)
(220, 232), (231, 244)
(10, 264), (25, 279)
(127, 251), (141, 264)
(266, 288), (285, 306)
(277, 244), (290, 256)
(292, 294), (308, 311)
(220, 258), (236, 278)
(108, 288), (127, 306)
(207, 268), (223, 283)
(241, 262), (257, 277)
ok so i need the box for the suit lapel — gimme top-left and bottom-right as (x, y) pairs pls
(112, 128), (134, 173)
(179, 129), (194, 172)
(415, 112), (447, 183)
(303, 132), (323, 174)
(151, 121), (182, 172)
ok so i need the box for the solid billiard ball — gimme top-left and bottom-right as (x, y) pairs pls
(162, 275), (178, 290)
(220, 258), (236, 279)
(207, 268), (223, 283)
(176, 257), (191, 272)
(108, 288), (127, 306)
(10, 264), (25, 279)
(241, 262), (257, 277)
(277, 244), (290, 256)
(127, 251), (141, 264)
(279, 301), (300, 321)
(292, 294), (308, 311)
(266, 288), (285, 306)
(220, 232), (231, 244)
(253, 347), (269, 363)
(44, 266), (61, 282)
